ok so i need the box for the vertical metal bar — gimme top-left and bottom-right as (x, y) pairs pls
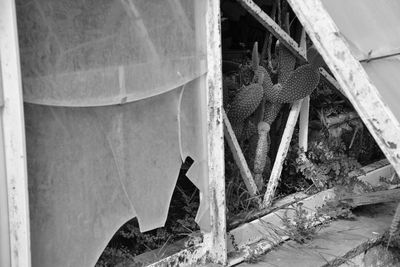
(0, 0), (31, 266)
(288, 0), (400, 178)
(204, 0), (227, 264)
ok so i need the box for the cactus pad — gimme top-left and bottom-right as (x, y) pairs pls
(232, 123), (244, 140)
(227, 83), (263, 124)
(243, 120), (258, 140)
(253, 66), (274, 98)
(276, 64), (320, 103)
(264, 102), (283, 125)
(264, 83), (282, 103)
(278, 44), (296, 84)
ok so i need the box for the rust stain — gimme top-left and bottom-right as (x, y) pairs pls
(387, 141), (397, 149)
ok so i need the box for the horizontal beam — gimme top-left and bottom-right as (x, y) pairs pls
(340, 188), (400, 207)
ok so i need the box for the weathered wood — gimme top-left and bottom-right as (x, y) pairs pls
(0, 106), (10, 267)
(228, 192), (307, 230)
(204, 0), (227, 264)
(288, 0), (400, 186)
(236, 203), (395, 267)
(0, 1), (31, 266)
(227, 161), (394, 266)
(223, 110), (259, 198)
(319, 67), (346, 95)
(136, 161), (393, 267)
(263, 100), (303, 207)
(147, 244), (208, 267)
(298, 28), (309, 153)
(299, 96), (310, 152)
(339, 188), (400, 208)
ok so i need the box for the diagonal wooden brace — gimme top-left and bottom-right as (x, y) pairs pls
(223, 109), (260, 199)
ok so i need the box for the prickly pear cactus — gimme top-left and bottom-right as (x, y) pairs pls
(253, 42), (321, 190)
(227, 83), (263, 125)
(226, 41), (321, 192)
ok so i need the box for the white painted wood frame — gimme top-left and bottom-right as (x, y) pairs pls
(149, 0), (228, 265)
(204, 0), (228, 264)
(287, 0), (400, 179)
(0, 0), (32, 267)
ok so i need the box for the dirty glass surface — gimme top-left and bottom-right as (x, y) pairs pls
(323, 0), (400, 120)
(17, 0), (206, 106)
(17, 1), (209, 266)
(323, 0), (400, 60)
(361, 57), (400, 121)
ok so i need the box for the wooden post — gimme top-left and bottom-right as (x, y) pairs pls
(0, 0), (31, 266)
(298, 29), (309, 152)
(223, 110), (259, 198)
(0, 104), (10, 267)
(299, 96), (310, 152)
(204, 0), (227, 264)
(263, 100), (303, 207)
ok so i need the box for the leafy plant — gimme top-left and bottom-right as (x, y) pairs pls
(316, 199), (355, 220)
(295, 135), (364, 190)
(281, 202), (325, 243)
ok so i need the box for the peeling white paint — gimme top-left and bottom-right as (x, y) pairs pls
(0, 1), (31, 266)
